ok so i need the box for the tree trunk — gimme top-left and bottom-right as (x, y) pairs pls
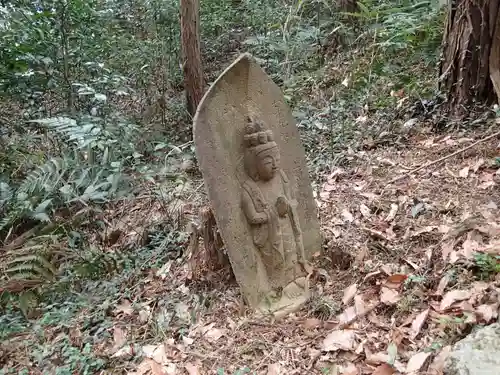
(180, 0), (204, 117)
(338, 0), (358, 13)
(439, 0), (500, 117)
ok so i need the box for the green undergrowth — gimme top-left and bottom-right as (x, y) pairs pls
(282, 0), (446, 181)
(0, 226), (188, 374)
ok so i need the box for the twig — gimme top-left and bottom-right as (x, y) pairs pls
(389, 130), (500, 184)
(337, 302), (381, 330)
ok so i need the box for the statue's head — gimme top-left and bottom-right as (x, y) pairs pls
(243, 118), (280, 181)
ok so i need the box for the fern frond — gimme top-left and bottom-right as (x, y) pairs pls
(5, 253), (57, 275)
(17, 157), (69, 197)
(28, 117), (99, 149)
(5, 251), (56, 281)
(0, 181), (13, 209)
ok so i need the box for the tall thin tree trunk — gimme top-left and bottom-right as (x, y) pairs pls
(439, 0), (500, 117)
(180, 0), (204, 117)
(58, 2), (75, 115)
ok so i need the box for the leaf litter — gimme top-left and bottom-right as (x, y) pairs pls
(7, 129), (500, 374)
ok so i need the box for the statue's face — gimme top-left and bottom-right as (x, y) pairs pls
(256, 150), (280, 181)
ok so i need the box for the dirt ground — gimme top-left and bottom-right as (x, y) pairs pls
(105, 122), (500, 375)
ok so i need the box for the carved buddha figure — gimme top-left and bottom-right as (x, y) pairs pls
(241, 119), (307, 307)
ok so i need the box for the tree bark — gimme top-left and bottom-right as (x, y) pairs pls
(439, 0), (500, 117)
(338, 0), (358, 13)
(180, 0), (204, 117)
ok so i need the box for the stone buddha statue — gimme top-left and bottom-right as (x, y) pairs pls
(240, 118), (309, 314)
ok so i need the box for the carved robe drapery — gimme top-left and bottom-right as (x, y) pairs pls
(241, 169), (305, 289)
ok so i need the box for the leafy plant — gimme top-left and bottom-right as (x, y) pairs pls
(473, 253), (500, 279)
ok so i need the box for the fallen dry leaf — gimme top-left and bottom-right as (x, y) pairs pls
(410, 309), (429, 339)
(267, 363), (282, 375)
(441, 240), (455, 261)
(384, 274), (408, 289)
(365, 351), (406, 373)
(328, 167), (345, 181)
(337, 306), (357, 324)
(449, 250), (460, 264)
(112, 326), (127, 352)
(363, 270), (382, 283)
(326, 226), (342, 238)
(380, 263), (398, 275)
(440, 289), (472, 311)
(461, 236), (481, 259)
(128, 360), (151, 375)
(479, 171), (495, 182)
(428, 345), (451, 374)
(405, 351), (431, 373)
(475, 303), (499, 323)
(147, 359), (166, 375)
(380, 287), (401, 305)
(138, 308), (151, 323)
(115, 299), (134, 315)
(372, 363), (396, 375)
(471, 281), (489, 294)
(112, 345), (134, 358)
(458, 166), (469, 178)
(472, 158), (485, 172)
(323, 182), (336, 192)
(164, 363), (176, 375)
(342, 363), (358, 374)
(204, 327), (225, 342)
(303, 318), (322, 329)
(385, 203), (399, 222)
(341, 75), (350, 87)
(174, 302), (191, 324)
(322, 329), (356, 352)
(478, 180), (495, 189)
(354, 294), (367, 316)
(342, 283), (358, 305)
(185, 362), (200, 375)
(342, 209), (354, 223)
(360, 204), (371, 218)
(435, 274), (450, 296)
(142, 344), (168, 364)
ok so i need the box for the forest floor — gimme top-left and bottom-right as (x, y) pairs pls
(4, 116), (500, 375)
(114, 123), (500, 375)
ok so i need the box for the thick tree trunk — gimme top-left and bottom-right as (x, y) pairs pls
(338, 0), (358, 12)
(439, 0), (500, 117)
(180, 0), (204, 117)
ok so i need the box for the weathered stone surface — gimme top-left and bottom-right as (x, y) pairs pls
(444, 323), (500, 375)
(193, 53), (321, 317)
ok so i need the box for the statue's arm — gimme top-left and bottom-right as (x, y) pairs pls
(242, 190), (268, 225)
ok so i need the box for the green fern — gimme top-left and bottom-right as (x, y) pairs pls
(28, 117), (99, 149)
(17, 157), (69, 197)
(0, 181), (13, 209)
(0, 244), (56, 312)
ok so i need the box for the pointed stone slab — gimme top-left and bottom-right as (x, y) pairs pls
(193, 53), (321, 313)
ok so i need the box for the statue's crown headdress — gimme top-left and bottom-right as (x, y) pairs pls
(244, 117), (277, 155)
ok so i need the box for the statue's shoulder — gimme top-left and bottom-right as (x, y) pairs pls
(242, 177), (257, 193)
(241, 177), (262, 200)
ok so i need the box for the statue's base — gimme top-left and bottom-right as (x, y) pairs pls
(255, 279), (310, 319)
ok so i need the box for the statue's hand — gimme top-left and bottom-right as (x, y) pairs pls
(250, 213), (268, 225)
(275, 196), (289, 217)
